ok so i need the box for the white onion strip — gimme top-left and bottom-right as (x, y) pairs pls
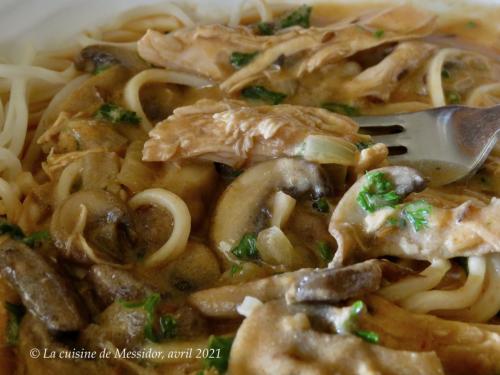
(129, 188), (191, 267)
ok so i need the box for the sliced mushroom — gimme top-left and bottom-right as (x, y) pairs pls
(0, 240), (88, 331)
(75, 45), (149, 74)
(329, 166), (426, 266)
(51, 189), (136, 266)
(211, 158), (329, 267)
(88, 264), (154, 306)
(287, 259), (415, 304)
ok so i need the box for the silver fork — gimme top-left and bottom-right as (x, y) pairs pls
(354, 105), (500, 186)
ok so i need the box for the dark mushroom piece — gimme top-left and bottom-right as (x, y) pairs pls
(88, 264), (154, 306)
(287, 259), (415, 304)
(75, 45), (149, 74)
(50, 189), (137, 266)
(0, 240), (88, 331)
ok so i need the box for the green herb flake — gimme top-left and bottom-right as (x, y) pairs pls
(316, 241), (333, 262)
(321, 102), (360, 117)
(120, 293), (162, 342)
(22, 230), (50, 248)
(230, 264), (243, 276)
(93, 64), (112, 75)
(230, 51), (258, 69)
(95, 103), (141, 125)
(446, 90), (461, 104)
(403, 200), (432, 232)
(350, 300), (365, 317)
(241, 86), (287, 105)
(441, 69), (451, 79)
(356, 172), (402, 213)
(355, 330), (380, 344)
(278, 5), (312, 29)
(256, 21), (275, 35)
(5, 302), (25, 346)
(0, 220), (25, 240)
(231, 233), (260, 260)
(159, 314), (177, 340)
(373, 29), (385, 39)
(203, 335), (234, 373)
(312, 197), (330, 213)
(466, 20), (477, 29)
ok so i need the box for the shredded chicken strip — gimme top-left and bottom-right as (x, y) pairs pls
(138, 5), (436, 93)
(142, 99), (360, 167)
(343, 41), (437, 100)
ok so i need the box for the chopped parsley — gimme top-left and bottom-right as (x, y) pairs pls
(22, 230), (50, 248)
(230, 264), (243, 276)
(255, 5), (312, 35)
(321, 102), (360, 117)
(466, 20), (477, 29)
(241, 86), (287, 105)
(386, 217), (406, 229)
(5, 302), (25, 346)
(230, 51), (258, 69)
(356, 172), (402, 213)
(312, 197), (330, 213)
(95, 103), (141, 125)
(256, 22), (275, 35)
(231, 234), (260, 260)
(355, 330), (380, 344)
(343, 300), (380, 344)
(159, 314), (177, 340)
(441, 69), (451, 79)
(373, 29), (385, 39)
(446, 90), (461, 104)
(0, 219), (25, 240)
(120, 293), (164, 342)
(93, 64), (112, 75)
(203, 335), (234, 374)
(402, 200), (432, 232)
(278, 5), (312, 29)
(316, 241), (333, 262)
(355, 141), (374, 151)
(0, 219), (50, 248)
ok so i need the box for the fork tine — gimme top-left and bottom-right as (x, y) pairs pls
(353, 115), (407, 127)
(370, 134), (406, 147)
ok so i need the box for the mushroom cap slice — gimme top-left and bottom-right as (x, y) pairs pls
(51, 189), (136, 265)
(329, 166), (426, 266)
(76, 45), (149, 74)
(210, 158), (329, 268)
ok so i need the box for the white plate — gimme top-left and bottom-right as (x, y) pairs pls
(0, 0), (499, 53)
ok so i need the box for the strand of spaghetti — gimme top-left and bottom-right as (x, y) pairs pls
(112, 3), (194, 30)
(0, 177), (22, 222)
(54, 160), (83, 206)
(0, 147), (22, 180)
(129, 188), (190, 267)
(77, 34), (137, 50)
(123, 69), (212, 131)
(401, 256), (486, 313)
(0, 64), (75, 83)
(229, 0), (273, 26)
(466, 82), (500, 107)
(125, 16), (183, 33)
(426, 48), (485, 106)
(445, 255), (500, 322)
(378, 259), (451, 301)
(22, 73), (90, 170)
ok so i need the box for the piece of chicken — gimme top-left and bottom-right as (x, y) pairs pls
(138, 5), (436, 93)
(142, 99), (361, 167)
(343, 41), (437, 100)
(329, 166), (500, 265)
(229, 300), (445, 375)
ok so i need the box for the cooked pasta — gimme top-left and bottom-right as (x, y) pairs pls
(0, 1), (499, 375)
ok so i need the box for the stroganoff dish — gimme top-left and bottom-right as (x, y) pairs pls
(0, 2), (499, 374)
